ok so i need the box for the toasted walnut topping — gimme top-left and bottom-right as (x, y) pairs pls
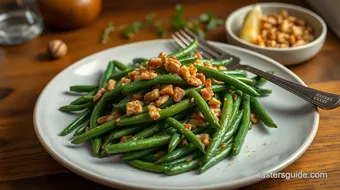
(126, 100), (143, 116)
(218, 66), (227, 70)
(132, 94), (143, 101)
(210, 108), (221, 120)
(186, 156), (193, 163)
(121, 77), (131, 85)
(144, 89), (160, 102)
(180, 139), (188, 146)
(194, 51), (203, 59)
(94, 88), (106, 102)
(155, 95), (170, 107)
(220, 143), (227, 148)
(140, 70), (157, 80)
(188, 64), (197, 76)
(120, 135), (133, 143)
(193, 60), (204, 65)
(160, 84), (174, 95)
(173, 87), (185, 102)
(106, 79), (116, 91)
(107, 112), (120, 121)
(165, 56), (181, 73)
(152, 84), (162, 90)
(155, 151), (165, 157)
(204, 62), (213, 68)
(148, 104), (160, 120)
(191, 112), (205, 120)
(158, 52), (167, 64)
(196, 73), (206, 84)
(128, 67), (143, 81)
(180, 65), (190, 80)
(205, 78), (212, 88)
(188, 119), (205, 129)
(250, 114), (259, 124)
(196, 133), (210, 146)
(187, 76), (202, 86)
(201, 88), (213, 101)
(184, 123), (192, 130)
(208, 98), (221, 109)
(97, 115), (109, 124)
(146, 57), (163, 70)
(85, 127), (90, 132)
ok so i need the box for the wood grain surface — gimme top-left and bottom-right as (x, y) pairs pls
(0, 0), (339, 189)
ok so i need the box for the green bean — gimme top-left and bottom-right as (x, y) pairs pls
(132, 58), (148, 66)
(169, 39), (198, 59)
(168, 132), (181, 153)
(127, 160), (169, 174)
(253, 71), (275, 87)
(165, 157), (203, 175)
(59, 102), (94, 112)
(165, 117), (205, 152)
(121, 74), (187, 94)
(106, 134), (171, 154)
(250, 97), (277, 128)
(222, 110), (244, 142)
(99, 61), (115, 89)
(221, 70), (247, 77)
(71, 121), (117, 144)
(59, 109), (92, 136)
(178, 57), (197, 64)
(70, 89), (97, 105)
(111, 67), (136, 80)
(163, 150), (204, 166)
(134, 124), (163, 139)
(234, 77), (255, 86)
(205, 93), (233, 162)
(195, 65), (259, 97)
(111, 60), (129, 71)
(156, 143), (197, 164)
(122, 148), (158, 160)
(141, 151), (164, 162)
(117, 99), (191, 126)
(81, 96), (94, 103)
(69, 85), (98, 93)
(198, 143), (232, 173)
(73, 120), (89, 137)
(232, 94), (251, 156)
(230, 92), (242, 121)
(188, 90), (220, 129)
(112, 125), (146, 139)
(201, 58), (233, 66)
(254, 88), (272, 97)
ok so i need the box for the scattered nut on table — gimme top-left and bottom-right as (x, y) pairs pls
(48, 40), (67, 59)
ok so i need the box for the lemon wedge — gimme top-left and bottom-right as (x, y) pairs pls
(239, 5), (263, 43)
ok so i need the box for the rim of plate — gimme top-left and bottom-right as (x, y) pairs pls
(33, 39), (319, 190)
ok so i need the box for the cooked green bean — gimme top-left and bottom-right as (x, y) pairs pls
(188, 90), (220, 129)
(106, 134), (171, 154)
(59, 102), (94, 112)
(221, 70), (247, 77)
(141, 150), (164, 162)
(134, 124), (163, 139)
(59, 109), (92, 136)
(122, 148), (158, 160)
(165, 157), (203, 175)
(111, 60), (129, 71)
(201, 58), (233, 66)
(127, 160), (169, 174)
(132, 58), (148, 65)
(73, 120), (89, 137)
(205, 93), (233, 162)
(163, 150), (204, 166)
(232, 94), (251, 156)
(111, 67), (136, 80)
(254, 87), (272, 97)
(169, 39), (198, 59)
(112, 125), (146, 140)
(70, 85), (98, 93)
(230, 92), (242, 121)
(253, 71), (275, 87)
(70, 89), (97, 105)
(168, 132), (181, 153)
(178, 57), (197, 64)
(165, 117), (205, 152)
(117, 99), (191, 126)
(234, 77), (255, 86)
(121, 74), (187, 94)
(195, 65), (259, 97)
(99, 61), (115, 89)
(156, 143), (197, 164)
(222, 110), (244, 142)
(81, 96), (94, 103)
(198, 143), (232, 173)
(250, 97), (277, 128)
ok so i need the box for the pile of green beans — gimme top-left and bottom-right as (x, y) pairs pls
(58, 39), (277, 175)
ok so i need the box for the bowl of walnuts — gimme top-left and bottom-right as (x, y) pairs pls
(225, 3), (327, 66)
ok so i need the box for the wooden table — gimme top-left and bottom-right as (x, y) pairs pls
(1, 0), (339, 189)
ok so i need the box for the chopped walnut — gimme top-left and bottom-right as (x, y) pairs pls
(187, 76), (202, 86)
(121, 77), (131, 85)
(160, 84), (174, 95)
(196, 133), (210, 146)
(205, 78), (212, 88)
(148, 104), (160, 120)
(220, 143), (227, 148)
(85, 127), (90, 132)
(188, 119), (205, 129)
(140, 70), (157, 80)
(94, 88), (106, 101)
(165, 56), (181, 73)
(193, 60), (204, 65)
(152, 84), (162, 90)
(196, 73), (206, 84)
(158, 52), (168, 65)
(146, 57), (163, 70)
(194, 51), (203, 59)
(184, 123), (192, 130)
(155, 95), (169, 107)
(188, 64), (197, 76)
(132, 94), (143, 101)
(186, 156), (193, 163)
(208, 98), (221, 109)
(106, 79), (116, 91)
(201, 88), (214, 100)
(218, 66), (227, 70)
(173, 87), (185, 102)
(126, 100), (143, 116)
(250, 113), (259, 124)
(128, 67), (143, 81)
(180, 65), (190, 80)
(144, 89), (160, 102)
(204, 62), (213, 69)
(97, 115), (109, 124)
(120, 135), (133, 143)
(191, 112), (205, 120)
(210, 107), (221, 120)
(107, 112), (120, 121)
(180, 139), (188, 146)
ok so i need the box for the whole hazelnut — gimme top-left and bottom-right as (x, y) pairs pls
(48, 40), (67, 59)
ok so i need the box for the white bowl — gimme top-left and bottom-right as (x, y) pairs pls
(225, 2), (327, 66)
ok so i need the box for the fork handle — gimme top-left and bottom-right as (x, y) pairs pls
(242, 65), (340, 110)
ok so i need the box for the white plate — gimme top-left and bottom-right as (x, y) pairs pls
(34, 40), (319, 190)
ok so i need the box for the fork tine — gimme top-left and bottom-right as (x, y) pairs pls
(180, 29), (220, 59)
(171, 34), (187, 49)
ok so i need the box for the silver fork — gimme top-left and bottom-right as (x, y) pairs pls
(172, 28), (340, 110)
